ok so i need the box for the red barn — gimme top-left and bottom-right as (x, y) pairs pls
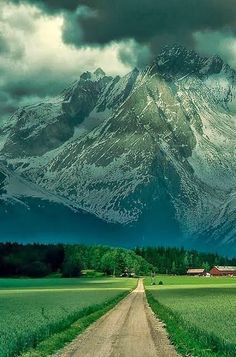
(210, 266), (236, 276)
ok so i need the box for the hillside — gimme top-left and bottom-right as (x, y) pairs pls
(0, 45), (235, 253)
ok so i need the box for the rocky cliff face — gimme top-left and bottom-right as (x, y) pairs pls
(0, 45), (235, 253)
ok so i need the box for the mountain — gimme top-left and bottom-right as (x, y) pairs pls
(0, 45), (235, 254)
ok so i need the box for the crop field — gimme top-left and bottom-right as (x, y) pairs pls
(145, 275), (236, 357)
(0, 277), (136, 357)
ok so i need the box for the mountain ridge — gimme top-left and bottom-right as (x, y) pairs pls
(0, 45), (235, 253)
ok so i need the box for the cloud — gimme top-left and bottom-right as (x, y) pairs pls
(0, 34), (9, 54)
(117, 39), (152, 69)
(2, 0), (236, 123)
(8, 0), (80, 13)
(194, 31), (236, 69)
(9, 0), (236, 69)
(0, 1), (131, 122)
(17, 1), (235, 53)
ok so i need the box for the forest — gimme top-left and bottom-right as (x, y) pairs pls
(0, 243), (151, 277)
(134, 246), (236, 274)
(0, 242), (235, 278)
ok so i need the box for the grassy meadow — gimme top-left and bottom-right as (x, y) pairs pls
(145, 275), (236, 357)
(0, 277), (137, 357)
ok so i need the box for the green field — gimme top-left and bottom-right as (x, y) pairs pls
(145, 275), (236, 357)
(0, 277), (137, 357)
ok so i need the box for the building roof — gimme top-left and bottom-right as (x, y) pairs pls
(212, 266), (236, 272)
(187, 268), (205, 274)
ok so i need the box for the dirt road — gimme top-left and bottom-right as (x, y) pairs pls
(54, 280), (179, 357)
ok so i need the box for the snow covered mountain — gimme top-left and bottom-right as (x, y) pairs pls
(0, 45), (235, 254)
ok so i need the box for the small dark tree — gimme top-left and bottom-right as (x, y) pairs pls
(61, 245), (83, 278)
(62, 258), (82, 277)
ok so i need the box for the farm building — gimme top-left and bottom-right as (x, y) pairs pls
(210, 266), (236, 276)
(187, 268), (206, 276)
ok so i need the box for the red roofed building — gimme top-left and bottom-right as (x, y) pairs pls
(210, 266), (236, 276)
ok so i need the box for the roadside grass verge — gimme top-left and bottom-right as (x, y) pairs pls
(20, 290), (129, 357)
(146, 290), (235, 357)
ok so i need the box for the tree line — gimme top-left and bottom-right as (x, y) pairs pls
(0, 243), (151, 278)
(134, 246), (236, 274)
(0, 243), (235, 278)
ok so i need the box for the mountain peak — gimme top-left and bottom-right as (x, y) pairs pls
(153, 44), (224, 78)
(80, 71), (92, 80)
(1, 44), (235, 252)
(159, 44), (195, 58)
(94, 68), (106, 78)
(79, 68), (106, 82)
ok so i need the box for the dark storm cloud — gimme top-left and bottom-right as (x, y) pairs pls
(0, 1), (128, 122)
(69, 0), (236, 47)
(10, 0), (80, 13)
(2, 0), (236, 123)
(0, 69), (68, 123)
(11, 0), (236, 52)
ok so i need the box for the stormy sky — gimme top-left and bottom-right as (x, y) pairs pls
(0, 0), (236, 122)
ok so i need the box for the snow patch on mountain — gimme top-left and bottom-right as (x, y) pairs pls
(0, 45), (235, 249)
